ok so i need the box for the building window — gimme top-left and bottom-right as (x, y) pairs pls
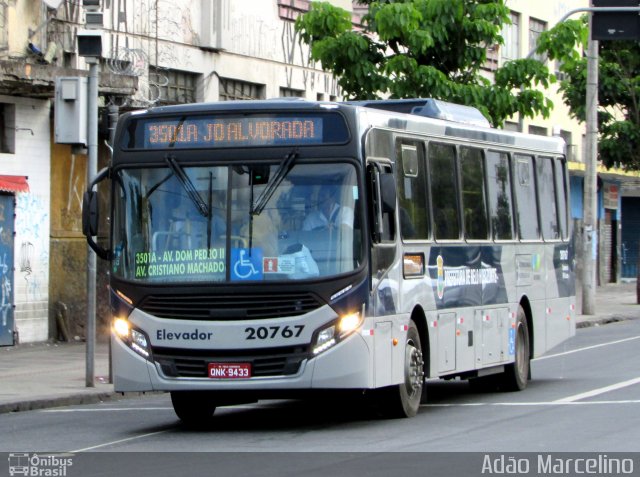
(501, 11), (520, 62)
(503, 121), (520, 132)
(0, 1), (7, 52)
(0, 103), (16, 154)
(484, 44), (500, 72)
(352, 2), (369, 29)
(529, 125), (547, 136)
(529, 17), (546, 62)
(219, 78), (265, 101)
(149, 67), (199, 105)
(279, 87), (305, 98)
(277, 0), (311, 21)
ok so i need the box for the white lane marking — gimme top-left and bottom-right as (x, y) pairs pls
(422, 400), (640, 407)
(42, 404), (257, 413)
(70, 429), (170, 453)
(554, 377), (640, 403)
(41, 407), (173, 413)
(534, 335), (640, 361)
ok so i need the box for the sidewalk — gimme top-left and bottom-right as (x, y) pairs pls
(1, 283), (638, 414)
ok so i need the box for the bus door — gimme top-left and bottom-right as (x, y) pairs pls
(367, 158), (401, 386)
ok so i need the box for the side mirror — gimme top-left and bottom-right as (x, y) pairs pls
(82, 190), (99, 237)
(82, 167), (111, 260)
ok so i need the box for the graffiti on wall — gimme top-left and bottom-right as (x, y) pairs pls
(15, 194), (49, 302)
(0, 252), (11, 328)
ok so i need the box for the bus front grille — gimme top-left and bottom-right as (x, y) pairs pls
(138, 292), (322, 320)
(152, 346), (308, 378)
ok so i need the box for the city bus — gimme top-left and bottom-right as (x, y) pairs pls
(83, 98), (576, 423)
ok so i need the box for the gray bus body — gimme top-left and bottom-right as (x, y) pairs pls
(84, 99), (575, 419)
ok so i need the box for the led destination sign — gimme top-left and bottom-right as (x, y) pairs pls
(146, 117), (321, 148)
(122, 112), (349, 149)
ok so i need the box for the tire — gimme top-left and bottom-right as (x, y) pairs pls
(499, 305), (530, 391)
(378, 320), (425, 418)
(171, 391), (217, 426)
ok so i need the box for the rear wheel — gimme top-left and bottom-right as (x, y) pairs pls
(499, 306), (530, 391)
(171, 391), (217, 426)
(377, 320), (425, 418)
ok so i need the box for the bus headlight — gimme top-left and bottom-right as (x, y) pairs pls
(113, 318), (151, 360)
(312, 311), (363, 355)
(313, 326), (336, 355)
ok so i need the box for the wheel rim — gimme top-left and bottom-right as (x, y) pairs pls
(404, 339), (424, 398)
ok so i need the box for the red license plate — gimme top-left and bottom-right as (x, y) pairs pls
(208, 363), (252, 379)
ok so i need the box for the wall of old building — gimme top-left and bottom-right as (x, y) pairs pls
(0, 94), (51, 343)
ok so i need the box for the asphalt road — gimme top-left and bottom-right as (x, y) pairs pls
(1, 319), (639, 476)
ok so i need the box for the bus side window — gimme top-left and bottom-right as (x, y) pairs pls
(554, 158), (569, 240)
(513, 154), (540, 240)
(398, 142), (429, 240)
(367, 162), (396, 243)
(460, 147), (489, 240)
(429, 143), (460, 240)
(536, 156), (560, 240)
(486, 151), (515, 240)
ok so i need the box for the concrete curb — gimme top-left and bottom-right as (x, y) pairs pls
(0, 391), (160, 415)
(0, 392), (118, 414)
(576, 315), (638, 329)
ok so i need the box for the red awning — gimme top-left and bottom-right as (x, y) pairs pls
(0, 175), (29, 193)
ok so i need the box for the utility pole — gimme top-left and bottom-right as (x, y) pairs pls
(582, 10), (598, 315)
(85, 57), (99, 387)
(77, 0), (104, 387)
(582, 0), (640, 312)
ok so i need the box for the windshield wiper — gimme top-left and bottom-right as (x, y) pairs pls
(251, 149), (298, 216)
(165, 154), (209, 217)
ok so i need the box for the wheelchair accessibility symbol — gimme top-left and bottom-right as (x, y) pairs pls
(231, 248), (263, 281)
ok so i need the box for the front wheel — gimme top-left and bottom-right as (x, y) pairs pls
(499, 305), (530, 391)
(171, 391), (217, 426)
(376, 320), (425, 418)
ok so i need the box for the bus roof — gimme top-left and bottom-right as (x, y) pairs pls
(130, 98), (566, 156)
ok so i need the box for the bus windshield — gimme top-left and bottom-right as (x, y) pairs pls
(111, 161), (362, 283)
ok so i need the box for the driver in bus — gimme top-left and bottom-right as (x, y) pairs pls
(302, 185), (353, 231)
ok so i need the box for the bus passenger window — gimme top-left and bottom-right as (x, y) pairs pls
(486, 151), (515, 240)
(429, 143), (460, 240)
(554, 159), (569, 239)
(537, 157), (560, 240)
(398, 143), (429, 240)
(514, 155), (540, 240)
(460, 147), (488, 240)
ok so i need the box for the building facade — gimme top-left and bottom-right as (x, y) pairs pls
(501, 0), (640, 288)
(0, 0), (351, 344)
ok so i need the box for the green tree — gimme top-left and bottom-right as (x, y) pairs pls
(538, 16), (640, 170)
(295, 0), (555, 127)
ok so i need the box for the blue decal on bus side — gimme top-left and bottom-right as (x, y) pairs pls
(508, 327), (516, 355)
(428, 246), (507, 309)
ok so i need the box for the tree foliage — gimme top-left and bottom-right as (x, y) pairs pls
(295, 0), (555, 127)
(538, 16), (640, 170)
